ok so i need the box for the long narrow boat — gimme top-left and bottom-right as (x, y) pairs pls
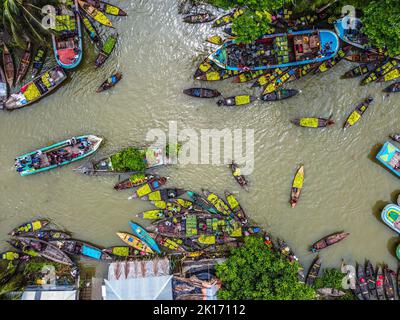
(0, 65), (8, 109)
(206, 35), (225, 46)
(16, 237), (74, 266)
(96, 72), (122, 92)
(380, 204), (400, 233)
(361, 59), (399, 85)
(103, 246), (148, 258)
(78, 0), (113, 27)
(14, 135), (103, 176)
(7, 239), (39, 257)
(310, 232), (349, 252)
(290, 164), (304, 208)
(208, 29), (339, 71)
(277, 239), (299, 263)
(334, 18), (372, 50)
(343, 97), (373, 129)
(341, 62), (379, 79)
(225, 191), (247, 224)
(183, 13), (215, 24)
(150, 200), (184, 214)
(314, 46), (350, 73)
(291, 116), (334, 128)
(196, 68), (242, 81)
(376, 68), (400, 82)
(345, 52), (381, 63)
(357, 263), (370, 300)
(114, 173), (156, 190)
(186, 191), (219, 214)
(306, 256), (321, 286)
(85, 0), (127, 16)
(212, 8), (244, 28)
(129, 221), (161, 254)
(31, 47), (47, 79)
(217, 95), (256, 107)
(51, 239), (113, 261)
(202, 189), (233, 216)
(384, 82), (400, 93)
(139, 188), (185, 201)
(136, 209), (174, 220)
(9, 219), (50, 236)
(261, 88), (299, 101)
(232, 70), (265, 83)
(376, 142), (400, 179)
(376, 266), (386, 300)
(383, 266), (395, 300)
(16, 42), (32, 84)
(95, 33), (118, 67)
(252, 68), (285, 87)
(148, 233), (187, 252)
(263, 69), (296, 94)
(5, 66), (67, 110)
(292, 63), (319, 80)
(0, 251), (20, 261)
(3, 44), (15, 88)
(129, 177), (168, 199)
(183, 88), (221, 98)
(116, 232), (154, 253)
(79, 11), (102, 49)
(24, 230), (71, 241)
(229, 162), (249, 191)
(365, 260), (377, 299)
(52, 0), (83, 69)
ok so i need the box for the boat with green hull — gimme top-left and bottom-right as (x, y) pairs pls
(15, 135), (102, 176)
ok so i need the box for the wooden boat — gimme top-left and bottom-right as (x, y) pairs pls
(75, 145), (174, 175)
(183, 13), (215, 24)
(261, 88), (299, 101)
(139, 188), (186, 201)
(353, 280), (364, 300)
(376, 266), (386, 300)
(0, 251), (20, 261)
(361, 59), (399, 85)
(277, 239), (299, 263)
(380, 204), (400, 233)
(317, 288), (346, 298)
(116, 232), (154, 253)
(79, 11), (102, 50)
(24, 230), (71, 241)
(345, 52), (382, 63)
(96, 72), (122, 92)
(14, 135), (102, 176)
(290, 164), (304, 208)
(52, 0), (83, 69)
(212, 8), (244, 28)
(129, 177), (168, 199)
(252, 70), (274, 87)
(16, 42), (32, 84)
(186, 191), (219, 214)
(343, 97), (373, 129)
(365, 260), (377, 299)
(223, 27), (234, 36)
(183, 88), (221, 98)
(229, 162), (249, 191)
(129, 221), (161, 254)
(196, 68), (242, 81)
(5, 66), (67, 110)
(9, 219), (50, 236)
(149, 233), (187, 252)
(16, 237), (74, 266)
(136, 209), (175, 220)
(103, 246), (147, 258)
(384, 82), (400, 93)
(292, 63), (319, 80)
(173, 198), (195, 209)
(263, 69), (296, 94)
(51, 239), (113, 261)
(376, 142), (400, 179)
(357, 263), (370, 300)
(7, 239), (40, 257)
(341, 62), (379, 79)
(114, 173), (156, 190)
(314, 46), (350, 73)
(0, 65), (8, 109)
(3, 44), (15, 88)
(232, 70), (265, 83)
(225, 191), (247, 224)
(306, 256), (321, 286)
(217, 95), (256, 107)
(208, 29), (339, 71)
(95, 33), (118, 67)
(78, 0), (113, 27)
(31, 47), (47, 79)
(310, 232), (349, 252)
(85, 0), (127, 16)
(334, 18), (372, 50)
(146, 214), (241, 238)
(194, 58), (214, 78)
(206, 36), (224, 45)
(202, 189), (233, 216)
(291, 116), (334, 128)
(383, 266), (395, 300)
(376, 68), (400, 82)
(151, 200), (185, 213)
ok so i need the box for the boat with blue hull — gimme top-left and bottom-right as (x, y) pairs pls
(15, 135), (102, 176)
(376, 141), (400, 178)
(208, 29), (339, 71)
(51, 0), (83, 69)
(381, 204), (400, 234)
(129, 221), (161, 254)
(334, 17), (372, 50)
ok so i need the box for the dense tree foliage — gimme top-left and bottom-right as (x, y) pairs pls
(110, 147), (147, 172)
(314, 268), (355, 300)
(215, 236), (316, 300)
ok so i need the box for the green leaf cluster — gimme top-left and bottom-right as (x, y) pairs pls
(110, 147), (147, 172)
(215, 236), (316, 300)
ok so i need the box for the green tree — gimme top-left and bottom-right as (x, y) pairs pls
(110, 147), (147, 172)
(215, 236), (316, 300)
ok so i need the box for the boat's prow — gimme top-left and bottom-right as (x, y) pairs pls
(88, 135), (103, 152)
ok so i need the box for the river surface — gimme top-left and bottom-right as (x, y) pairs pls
(1, 0), (399, 273)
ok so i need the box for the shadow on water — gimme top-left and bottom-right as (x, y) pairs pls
(372, 200), (389, 223)
(367, 143), (383, 162)
(387, 236), (400, 260)
(390, 189), (400, 205)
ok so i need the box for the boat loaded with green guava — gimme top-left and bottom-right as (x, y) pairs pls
(95, 33), (118, 67)
(15, 135), (103, 176)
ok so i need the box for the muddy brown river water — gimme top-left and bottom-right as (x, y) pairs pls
(0, 0), (399, 274)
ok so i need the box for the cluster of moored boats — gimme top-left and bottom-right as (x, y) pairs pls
(0, 0), (124, 110)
